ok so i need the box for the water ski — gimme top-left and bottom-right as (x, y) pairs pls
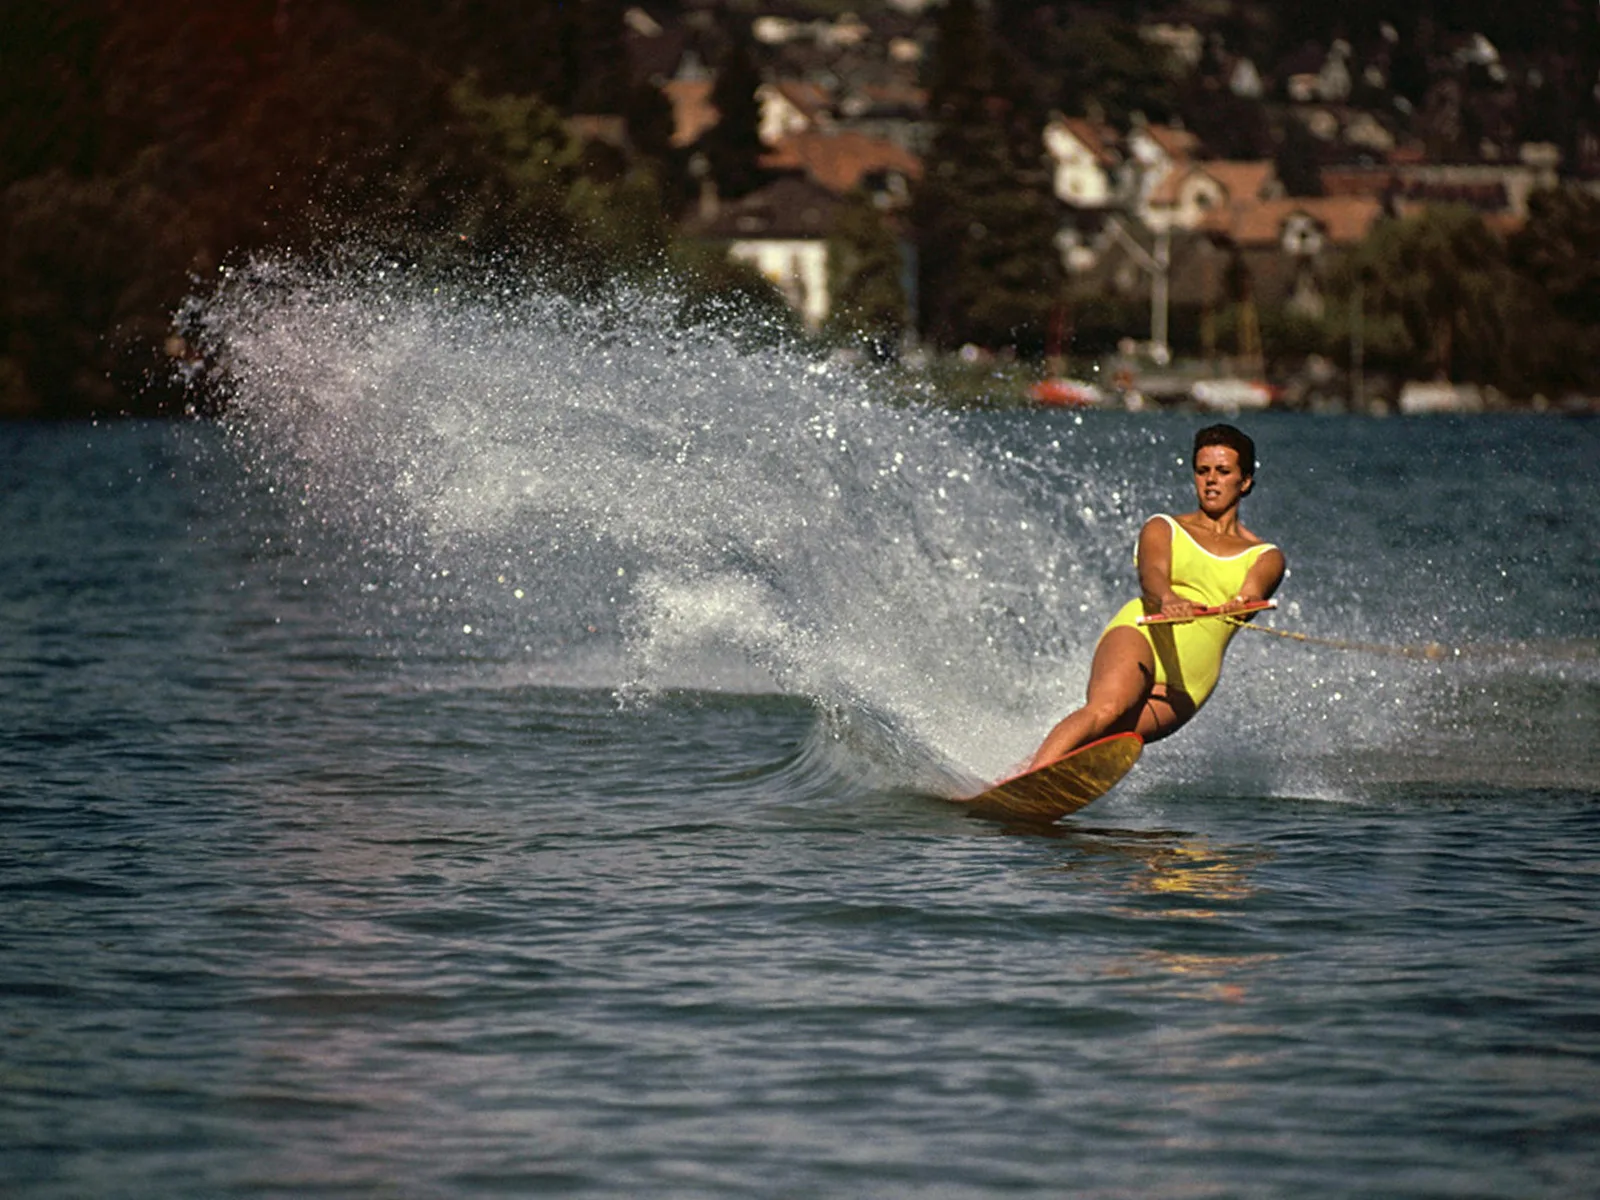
(961, 733), (1143, 823)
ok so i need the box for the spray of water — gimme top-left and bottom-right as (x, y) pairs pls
(191, 254), (1598, 799)
(191, 254), (1175, 790)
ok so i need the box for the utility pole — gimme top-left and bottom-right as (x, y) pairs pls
(1106, 218), (1170, 365)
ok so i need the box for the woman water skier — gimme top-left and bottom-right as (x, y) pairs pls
(1028, 423), (1285, 769)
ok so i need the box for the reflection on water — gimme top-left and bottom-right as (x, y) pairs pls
(1122, 837), (1265, 911)
(1040, 824), (1279, 1003)
(1012, 822), (1266, 904)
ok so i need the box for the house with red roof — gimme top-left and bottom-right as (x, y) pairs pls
(666, 58), (923, 333)
(1145, 160), (1283, 232)
(1321, 157), (1556, 225)
(761, 130), (922, 209)
(680, 131), (920, 331)
(1199, 195), (1386, 316)
(681, 175), (843, 331)
(757, 80), (833, 145)
(663, 77), (718, 149)
(1127, 121), (1202, 214)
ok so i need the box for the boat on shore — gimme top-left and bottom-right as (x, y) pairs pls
(1028, 378), (1106, 408)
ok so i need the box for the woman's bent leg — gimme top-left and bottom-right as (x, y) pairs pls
(1029, 627), (1156, 769)
(1132, 685), (1196, 744)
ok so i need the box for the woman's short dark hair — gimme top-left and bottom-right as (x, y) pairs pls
(1193, 424), (1256, 478)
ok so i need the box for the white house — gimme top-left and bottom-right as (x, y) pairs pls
(1043, 115), (1122, 208)
(685, 176), (842, 331)
(757, 80), (832, 146)
(1126, 122), (1201, 216)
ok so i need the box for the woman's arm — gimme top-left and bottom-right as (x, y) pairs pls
(1222, 547), (1286, 613)
(1136, 517), (1194, 621)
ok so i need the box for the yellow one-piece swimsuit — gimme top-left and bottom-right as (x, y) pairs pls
(1101, 514), (1277, 709)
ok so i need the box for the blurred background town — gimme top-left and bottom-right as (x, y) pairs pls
(5, 0), (1600, 418)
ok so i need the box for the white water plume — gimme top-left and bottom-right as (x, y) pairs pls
(193, 255), (1599, 799)
(192, 255), (1160, 785)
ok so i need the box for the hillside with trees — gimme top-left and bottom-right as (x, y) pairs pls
(0, 0), (749, 418)
(5, 0), (1600, 416)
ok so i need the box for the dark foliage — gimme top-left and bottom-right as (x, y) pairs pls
(912, 0), (1064, 353)
(0, 0), (740, 417)
(5, 0), (1600, 415)
(701, 18), (770, 201)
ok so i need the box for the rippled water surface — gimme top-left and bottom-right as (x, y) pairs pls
(4, 273), (1599, 1198)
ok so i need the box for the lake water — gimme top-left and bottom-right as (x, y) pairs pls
(4, 268), (1598, 1197)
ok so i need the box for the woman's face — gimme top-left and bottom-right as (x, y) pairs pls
(1192, 444), (1251, 514)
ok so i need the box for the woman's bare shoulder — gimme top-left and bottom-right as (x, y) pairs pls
(1139, 513), (1177, 543)
(1238, 521), (1289, 553)
(1235, 521), (1270, 546)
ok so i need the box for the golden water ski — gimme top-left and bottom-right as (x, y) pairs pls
(962, 733), (1143, 823)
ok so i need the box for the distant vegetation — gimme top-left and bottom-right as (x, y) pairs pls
(0, 0), (773, 417)
(914, 0), (1600, 399)
(4, 0), (1600, 416)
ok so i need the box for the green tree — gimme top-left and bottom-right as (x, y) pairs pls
(666, 240), (799, 347)
(447, 75), (669, 279)
(624, 79), (689, 217)
(913, 0), (997, 347)
(912, 0), (1063, 352)
(987, 3), (1180, 127)
(346, 0), (579, 103)
(1275, 117), (1325, 198)
(1336, 206), (1519, 383)
(625, 78), (677, 169)
(702, 20), (768, 201)
(1509, 185), (1600, 327)
(1, 153), (203, 417)
(0, 0), (106, 185)
(929, 0), (991, 105)
(0, 0), (811, 417)
(572, 0), (629, 114)
(825, 192), (908, 358)
(1054, 15), (1179, 128)
(1506, 184), (1600, 391)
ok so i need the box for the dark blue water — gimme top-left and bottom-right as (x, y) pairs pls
(4, 273), (1599, 1197)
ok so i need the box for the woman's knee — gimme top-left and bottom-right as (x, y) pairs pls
(1136, 690), (1197, 742)
(1079, 696), (1135, 735)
